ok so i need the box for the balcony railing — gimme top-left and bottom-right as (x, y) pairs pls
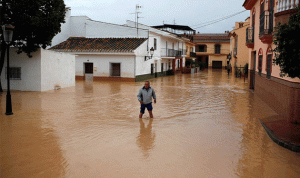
(277, 0), (299, 13)
(233, 47), (237, 57)
(197, 49), (207, 52)
(161, 48), (184, 57)
(246, 27), (254, 43)
(260, 10), (273, 36)
(190, 52), (196, 57)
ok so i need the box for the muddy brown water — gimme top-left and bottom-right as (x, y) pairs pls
(1, 70), (299, 178)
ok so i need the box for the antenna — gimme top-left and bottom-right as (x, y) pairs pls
(130, 4), (142, 37)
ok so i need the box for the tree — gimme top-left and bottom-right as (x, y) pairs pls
(0, 0), (66, 92)
(273, 7), (300, 79)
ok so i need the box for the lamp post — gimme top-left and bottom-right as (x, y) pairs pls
(2, 24), (14, 115)
(145, 47), (155, 61)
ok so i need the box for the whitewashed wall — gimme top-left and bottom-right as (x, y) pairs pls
(75, 54), (135, 78)
(135, 40), (153, 76)
(1, 48), (75, 91)
(1, 48), (42, 91)
(50, 10), (149, 48)
(41, 49), (75, 91)
(86, 20), (148, 38)
(50, 8), (72, 47)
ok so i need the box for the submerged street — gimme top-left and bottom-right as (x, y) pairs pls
(1, 69), (300, 178)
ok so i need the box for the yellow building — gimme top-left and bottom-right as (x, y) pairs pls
(229, 18), (250, 69)
(193, 33), (231, 69)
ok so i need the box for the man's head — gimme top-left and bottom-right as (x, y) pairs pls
(144, 81), (150, 89)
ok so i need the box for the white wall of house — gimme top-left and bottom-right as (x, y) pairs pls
(1, 48), (42, 91)
(51, 8), (72, 47)
(86, 20), (148, 38)
(134, 40), (150, 76)
(74, 54), (135, 78)
(41, 49), (75, 91)
(1, 48), (75, 91)
(50, 10), (149, 48)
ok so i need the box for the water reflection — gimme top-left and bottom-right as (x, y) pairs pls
(0, 92), (67, 178)
(136, 119), (155, 158)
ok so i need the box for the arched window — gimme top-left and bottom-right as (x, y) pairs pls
(266, 47), (273, 79)
(258, 48), (263, 76)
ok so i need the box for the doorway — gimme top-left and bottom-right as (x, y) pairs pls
(84, 63), (93, 81)
(249, 51), (256, 89)
(111, 63), (121, 77)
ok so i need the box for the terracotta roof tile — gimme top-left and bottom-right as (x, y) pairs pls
(50, 37), (147, 52)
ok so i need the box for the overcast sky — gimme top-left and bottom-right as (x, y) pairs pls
(64, 0), (250, 33)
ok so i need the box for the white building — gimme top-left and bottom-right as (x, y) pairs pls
(50, 7), (189, 82)
(0, 48), (75, 91)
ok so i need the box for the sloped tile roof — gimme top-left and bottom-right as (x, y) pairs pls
(50, 37), (147, 53)
(193, 33), (230, 43)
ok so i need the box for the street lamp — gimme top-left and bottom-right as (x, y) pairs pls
(145, 47), (155, 61)
(2, 24), (14, 115)
(227, 53), (232, 61)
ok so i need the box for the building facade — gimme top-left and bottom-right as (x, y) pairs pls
(243, 0), (300, 123)
(193, 33), (231, 69)
(229, 18), (250, 70)
(0, 48), (75, 91)
(50, 8), (189, 82)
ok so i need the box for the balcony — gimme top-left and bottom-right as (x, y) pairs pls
(246, 27), (254, 48)
(190, 52), (196, 57)
(276, 0), (299, 25)
(259, 10), (274, 44)
(161, 48), (184, 57)
(277, 0), (299, 13)
(233, 47), (237, 57)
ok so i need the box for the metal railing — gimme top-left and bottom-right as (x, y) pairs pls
(233, 47), (237, 57)
(246, 27), (254, 43)
(260, 10), (273, 36)
(161, 48), (184, 57)
(197, 49), (207, 52)
(190, 52), (196, 57)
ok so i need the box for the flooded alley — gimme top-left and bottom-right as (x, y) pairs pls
(1, 69), (299, 178)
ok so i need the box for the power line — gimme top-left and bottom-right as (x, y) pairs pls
(192, 10), (247, 29)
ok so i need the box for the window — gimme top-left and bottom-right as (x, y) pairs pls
(161, 63), (164, 73)
(6, 67), (21, 80)
(198, 45), (207, 52)
(215, 44), (221, 54)
(154, 38), (157, 50)
(111, 63), (120, 77)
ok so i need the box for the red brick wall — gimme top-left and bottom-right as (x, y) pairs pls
(255, 73), (300, 123)
(275, 9), (298, 25)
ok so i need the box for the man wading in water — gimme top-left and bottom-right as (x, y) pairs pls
(137, 81), (156, 118)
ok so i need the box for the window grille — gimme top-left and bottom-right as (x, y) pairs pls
(5, 67), (21, 80)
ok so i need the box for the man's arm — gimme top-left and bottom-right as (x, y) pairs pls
(137, 89), (143, 104)
(152, 89), (156, 103)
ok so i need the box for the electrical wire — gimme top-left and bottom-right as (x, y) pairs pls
(192, 10), (247, 29)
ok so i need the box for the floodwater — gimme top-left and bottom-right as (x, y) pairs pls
(0, 69), (299, 178)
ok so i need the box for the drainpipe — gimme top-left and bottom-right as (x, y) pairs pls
(147, 30), (149, 52)
(134, 56), (136, 81)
